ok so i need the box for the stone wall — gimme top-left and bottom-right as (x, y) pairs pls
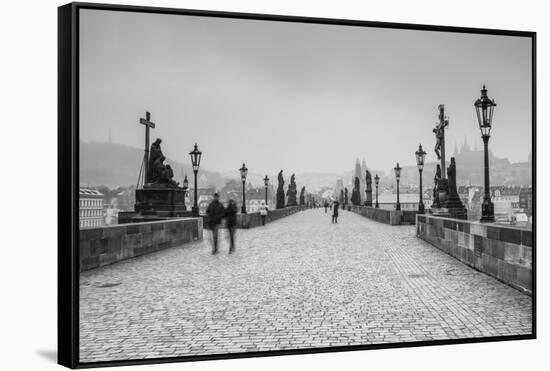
(416, 214), (532, 294)
(349, 205), (418, 225)
(203, 205), (307, 229)
(79, 218), (203, 272)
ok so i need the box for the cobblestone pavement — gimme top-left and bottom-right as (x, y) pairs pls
(79, 209), (532, 362)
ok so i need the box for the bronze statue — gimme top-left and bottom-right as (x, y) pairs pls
(447, 157), (458, 199)
(151, 155), (166, 183)
(165, 164), (179, 186)
(278, 170), (284, 188)
(299, 186), (306, 205)
(276, 170), (285, 209)
(433, 106), (449, 160)
(286, 173), (298, 206)
(147, 138), (163, 182)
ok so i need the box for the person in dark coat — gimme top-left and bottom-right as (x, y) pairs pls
(224, 199), (238, 253)
(206, 193), (225, 254)
(332, 199), (339, 224)
(324, 200), (329, 213)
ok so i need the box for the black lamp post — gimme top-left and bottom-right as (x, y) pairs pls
(263, 175), (269, 206)
(374, 174), (380, 208)
(415, 144), (427, 214)
(239, 163), (248, 214)
(182, 174), (189, 211)
(189, 143), (202, 216)
(475, 85), (496, 222)
(394, 163), (402, 211)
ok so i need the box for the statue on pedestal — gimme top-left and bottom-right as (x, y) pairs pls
(365, 170), (373, 207)
(351, 177), (361, 205)
(133, 137), (186, 219)
(442, 157), (466, 220)
(286, 173), (298, 206)
(276, 170), (285, 209)
(299, 186), (306, 206)
(146, 138), (163, 183)
(447, 157), (459, 200)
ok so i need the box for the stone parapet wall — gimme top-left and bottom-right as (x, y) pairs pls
(416, 214), (532, 294)
(79, 218), (203, 272)
(349, 205), (418, 225)
(203, 205), (308, 229)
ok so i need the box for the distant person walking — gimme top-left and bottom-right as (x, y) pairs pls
(206, 193), (225, 254)
(224, 199), (238, 253)
(332, 199), (339, 224)
(324, 200), (329, 213)
(259, 201), (268, 226)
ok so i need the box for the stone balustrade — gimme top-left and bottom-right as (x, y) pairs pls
(416, 214), (532, 294)
(348, 205), (418, 225)
(202, 205), (308, 229)
(79, 217), (203, 272)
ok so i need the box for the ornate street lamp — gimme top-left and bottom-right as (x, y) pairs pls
(475, 85), (496, 222)
(263, 175), (269, 205)
(394, 162), (402, 211)
(189, 143), (202, 216)
(374, 174), (380, 208)
(239, 163), (248, 214)
(182, 174), (189, 211)
(415, 144), (427, 214)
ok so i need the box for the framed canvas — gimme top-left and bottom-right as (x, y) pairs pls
(58, 2), (536, 368)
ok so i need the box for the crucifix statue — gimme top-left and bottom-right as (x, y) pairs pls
(139, 111), (156, 183)
(433, 104), (449, 179)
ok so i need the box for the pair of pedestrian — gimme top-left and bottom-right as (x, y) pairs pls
(206, 193), (237, 254)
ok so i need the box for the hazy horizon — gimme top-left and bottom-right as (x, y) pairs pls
(80, 10), (532, 176)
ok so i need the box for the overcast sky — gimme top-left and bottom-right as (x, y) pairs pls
(80, 9), (532, 175)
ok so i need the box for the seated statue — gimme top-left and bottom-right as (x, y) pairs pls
(164, 165), (179, 186)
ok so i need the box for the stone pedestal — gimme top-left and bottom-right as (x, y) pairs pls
(276, 188), (285, 209)
(365, 188), (373, 207)
(442, 198), (468, 220)
(287, 190), (298, 206)
(134, 186), (187, 217)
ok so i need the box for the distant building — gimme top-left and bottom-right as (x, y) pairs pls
(79, 188), (104, 229)
(519, 187), (533, 216)
(196, 187), (216, 214)
(245, 187), (275, 212)
(377, 191), (432, 210)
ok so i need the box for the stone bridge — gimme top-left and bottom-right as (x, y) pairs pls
(79, 208), (532, 362)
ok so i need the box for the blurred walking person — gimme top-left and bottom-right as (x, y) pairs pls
(224, 199), (238, 253)
(324, 200), (329, 213)
(332, 199), (339, 224)
(259, 200), (268, 226)
(206, 193), (225, 254)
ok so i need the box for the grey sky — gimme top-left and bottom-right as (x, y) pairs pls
(80, 9), (532, 175)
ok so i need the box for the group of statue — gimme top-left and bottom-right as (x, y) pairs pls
(348, 170), (373, 207)
(146, 138), (179, 187)
(275, 170), (302, 209)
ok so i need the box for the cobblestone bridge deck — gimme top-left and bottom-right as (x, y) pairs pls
(80, 209), (532, 362)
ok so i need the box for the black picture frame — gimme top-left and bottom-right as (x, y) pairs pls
(58, 2), (536, 368)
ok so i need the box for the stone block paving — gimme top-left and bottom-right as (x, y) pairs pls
(79, 209), (532, 362)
